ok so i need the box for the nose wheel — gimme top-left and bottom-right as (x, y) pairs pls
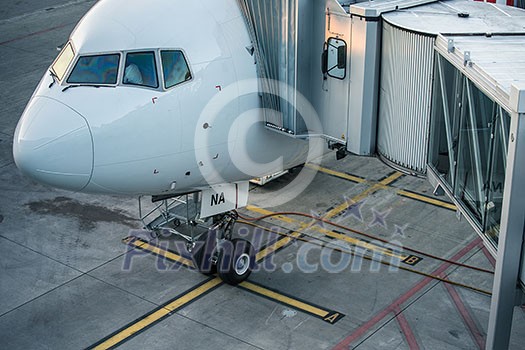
(217, 238), (255, 285)
(197, 213), (255, 285)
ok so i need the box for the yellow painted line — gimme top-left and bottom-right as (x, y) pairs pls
(256, 230), (302, 262)
(398, 190), (457, 211)
(124, 237), (195, 268)
(246, 205), (296, 224)
(92, 278), (222, 350)
(249, 172), (403, 224)
(311, 164), (455, 212)
(316, 227), (407, 259)
(303, 171), (407, 259)
(246, 173), (407, 260)
(246, 219), (407, 261)
(247, 205), (310, 262)
(379, 171), (404, 186)
(323, 200), (356, 221)
(121, 235), (345, 336)
(245, 206), (407, 260)
(246, 205), (305, 261)
(240, 281), (329, 318)
(305, 163), (366, 183)
(323, 172), (404, 220)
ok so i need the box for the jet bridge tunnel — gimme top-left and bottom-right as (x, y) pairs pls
(236, 0), (525, 348)
(236, 0), (357, 147)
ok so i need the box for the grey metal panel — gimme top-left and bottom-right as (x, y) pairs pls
(377, 21), (435, 174)
(486, 111), (525, 350)
(346, 15), (381, 155)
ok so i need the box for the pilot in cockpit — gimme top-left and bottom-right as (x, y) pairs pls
(123, 63), (143, 85)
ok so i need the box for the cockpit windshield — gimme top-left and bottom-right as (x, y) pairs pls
(67, 54), (120, 84)
(50, 42), (75, 81)
(59, 48), (191, 90)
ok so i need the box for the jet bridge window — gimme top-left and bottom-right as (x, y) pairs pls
(322, 38), (347, 80)
(123, 52), (158, 88)
(67, 54), (119, 84)
(160, 50), (192, 89)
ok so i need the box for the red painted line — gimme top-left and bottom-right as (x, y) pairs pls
(0, 22), (74, 46)
(393, 306), (420, 350)
(332, 238), (482, 350)
(481, 247), (496, 268)
(443, 282), (485, 349)
(332, 297), (396, 349)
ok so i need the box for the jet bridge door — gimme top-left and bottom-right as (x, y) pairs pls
(317, 1), (351, 144)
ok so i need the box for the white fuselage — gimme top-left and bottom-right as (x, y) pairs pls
(13, 0), (309, 196)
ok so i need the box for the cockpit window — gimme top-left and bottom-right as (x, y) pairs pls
(51, 42), (75, 81)
(123, 52), (158, 88)
(161, 50), (191, 89)
(67, 54), (119, 84)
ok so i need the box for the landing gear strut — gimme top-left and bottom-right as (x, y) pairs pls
(138, 193), (254, 285)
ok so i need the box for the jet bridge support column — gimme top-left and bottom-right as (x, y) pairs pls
(346, 0), (437, 156)
(346, 11), (381, 155)
(486, 84), (525, 350)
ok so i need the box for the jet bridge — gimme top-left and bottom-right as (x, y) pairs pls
(236, 0), (437, 155)
(236, 0), (352, 147)
(238, 0), (525, 348)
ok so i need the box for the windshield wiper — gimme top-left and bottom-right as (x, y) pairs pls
(62, 84), (115, 92)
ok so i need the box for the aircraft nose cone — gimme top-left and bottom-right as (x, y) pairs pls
(13, 96), (93, 191)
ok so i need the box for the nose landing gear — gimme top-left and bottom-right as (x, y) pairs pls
(138, 193), (255, 285)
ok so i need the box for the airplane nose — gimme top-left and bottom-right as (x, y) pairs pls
(13, 96), (93, 191)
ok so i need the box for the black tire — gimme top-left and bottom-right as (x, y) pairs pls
(217, 238), (255, 285)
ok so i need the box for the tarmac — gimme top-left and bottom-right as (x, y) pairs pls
(1, 1), (525, 349)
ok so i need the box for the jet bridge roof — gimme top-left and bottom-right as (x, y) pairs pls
(381, 0), (525, 35)
(349, 0), (437, 17)
(435, 34), (525, 112)
(377, 0), (525, 112)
